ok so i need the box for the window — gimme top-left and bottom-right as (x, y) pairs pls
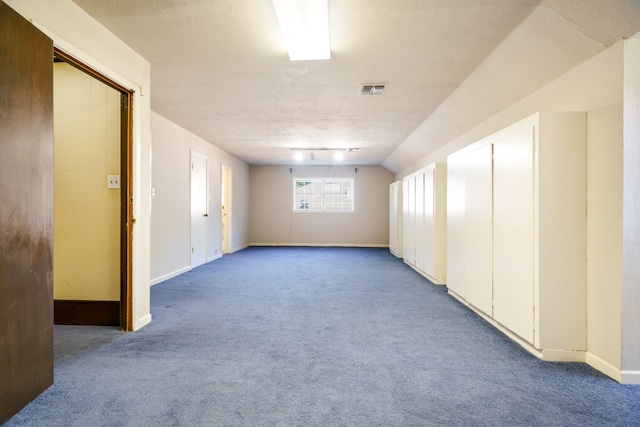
(293, 178), (354, 212)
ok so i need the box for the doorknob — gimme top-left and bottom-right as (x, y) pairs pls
(203, 213), (208, 217)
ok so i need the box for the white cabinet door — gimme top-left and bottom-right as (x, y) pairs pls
(464, 144), (493, 315)
(423, 166), (436, 279)
(389, 182), (398, 255)
(389, 181), (403, 257)
(403, 176), (415, 265)
(446, 154), (467, 297)
(415, 172), (425, 271)
(493, 128), (535, 343)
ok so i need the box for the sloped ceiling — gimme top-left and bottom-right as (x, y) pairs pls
(71, 0), (640, 173)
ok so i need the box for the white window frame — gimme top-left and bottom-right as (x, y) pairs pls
(293, 177), (355, 212)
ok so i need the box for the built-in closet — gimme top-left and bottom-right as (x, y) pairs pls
(401, 163), (447, 285)
(447, 112), (587, 360)
(389, 180), (403, 258)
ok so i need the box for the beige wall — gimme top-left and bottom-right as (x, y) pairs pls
(150, 112), (250, 285)
(586, 104), (623, 371)
(250, 165), (394, 246)
(53, 62), (121, 301)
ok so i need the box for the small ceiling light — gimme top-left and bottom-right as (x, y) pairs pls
(294, 151), (303, 161)
(310, 151), (315, 161)
(334, 151), (344, 161)
(272, 0), (330, 61)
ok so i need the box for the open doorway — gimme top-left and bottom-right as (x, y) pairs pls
(221, 165), (232, 254)
(52, 49), (133, 330)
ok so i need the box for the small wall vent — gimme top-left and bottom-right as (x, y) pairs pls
(360, 84), (386, 95)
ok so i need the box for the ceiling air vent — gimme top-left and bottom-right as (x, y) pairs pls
(360, 84), (386, 95)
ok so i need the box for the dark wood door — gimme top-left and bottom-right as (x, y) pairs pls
(0, 2), (54, 423)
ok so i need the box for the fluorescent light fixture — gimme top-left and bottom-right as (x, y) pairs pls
(272, 0), (330, 61)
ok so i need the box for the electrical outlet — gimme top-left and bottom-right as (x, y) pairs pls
(107, 175), (120, 189)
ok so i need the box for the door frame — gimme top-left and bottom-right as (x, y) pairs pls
(53, 48), (134, 331)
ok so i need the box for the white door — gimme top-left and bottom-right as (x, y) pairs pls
(446, 153), (467, 298)
(493, 128), (535, 343)
(221, 165), (232, 254)
(464, 144), (493, 315)
(403, 176), (416, 265)
(191, 151), (208, 267)
(389, 182), (398, 254)
(423, 166), (436, 278)
(415, 172), (425, 271)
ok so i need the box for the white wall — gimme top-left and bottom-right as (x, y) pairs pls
(7, 0), (152, 330)
(250, 165), (394, 246)
(397, 41), (624, 177)
(586, 104), (623, 373)
(150, 112), (250, 285)
(621, 36), (640, 382)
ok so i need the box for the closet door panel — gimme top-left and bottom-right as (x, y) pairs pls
(403, 176), (416, 265)
(415, 173), (425, 271)
(464, 144), (494, 315)
(493, 128), (535, 343)
(423, 167), (436, 278)
(446, 155), (467, 297)
(389, 182), (398, 255)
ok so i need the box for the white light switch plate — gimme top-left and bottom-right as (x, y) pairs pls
(107, 175), (120, 189)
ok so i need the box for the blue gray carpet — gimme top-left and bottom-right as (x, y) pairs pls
(5, 247), (640, 426)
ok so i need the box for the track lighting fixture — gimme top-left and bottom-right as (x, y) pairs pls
(291, 147), (359, 162)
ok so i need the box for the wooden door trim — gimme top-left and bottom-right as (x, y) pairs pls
(53, 47), (134, 331)
(54, 48), (132, 95)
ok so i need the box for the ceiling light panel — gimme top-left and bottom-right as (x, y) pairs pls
(272, 0), (330, 61)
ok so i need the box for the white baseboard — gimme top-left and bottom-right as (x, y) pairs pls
(541, 349), (586, 362)
(134, 313), (152, 331)
(620, 370), (640, 384)
(231, 243), (252, 253)
(404, 260), (446, 285)
(586, 353), (622, 382)
(150, 265), (191, 286)
(250, 242), (388, 248)
(390, 249), (403, 258)
(208, 253), (222, 262)
(448, 290), (586, 363)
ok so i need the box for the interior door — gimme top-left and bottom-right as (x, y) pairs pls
(221, 165), (232, 254)
(191, 151), (208, 267)
(403, 176), (416, 265)
(493, 128), (535, 343)
(0, 3), (54, 422)
(464, 144), (493, 315)
(446, 152), (467, 298)
(389, 182), (398, 254)
(415, 172), (425, 271)
(423, 166), (436, 278)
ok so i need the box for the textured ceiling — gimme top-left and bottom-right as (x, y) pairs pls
(71, 0), (640, 172)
